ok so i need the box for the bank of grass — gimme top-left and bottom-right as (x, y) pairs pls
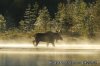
(0, 29), (99, 44)
(0, 29), (35, 41)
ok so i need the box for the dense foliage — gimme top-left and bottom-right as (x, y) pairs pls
(0, 1), (99, 40)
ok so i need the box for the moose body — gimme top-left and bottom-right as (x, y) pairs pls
(33, 31), (62, 47)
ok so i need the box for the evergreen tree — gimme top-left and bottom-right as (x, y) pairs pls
(94, 0), (100, 33)
(34, 7), (51, 32)
(55, 1), (97, 38)
(71, 1), (88, 37)
(89, 0), (100, 38)
(70, 1), (96, 38)
(30, 2), (39, 29)
(0, 15), (6, 32)
(21, 2), (39, 31)
(55, 3), (66, 32)
(23, 4), (31, 31)
(55, 3), (73, 33)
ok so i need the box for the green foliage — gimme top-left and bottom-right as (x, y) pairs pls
(94, 0), (100, 32)
(0, 1), (100, 40)
(55, 3), (68, 32)
(34, 7), (51, 32)
(55, 3), (73, 33)
(20, 2), (39, 31)
(55, 1), (99, 39)
(70, 1), (97, 38)
(0, 15), (6, 32)
(71, 2), (88, 37)
(0, 28), (34, 40)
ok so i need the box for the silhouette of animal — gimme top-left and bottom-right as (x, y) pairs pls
(33, 31), (63, 47)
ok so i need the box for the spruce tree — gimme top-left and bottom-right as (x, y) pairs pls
(0, 15), (6, 32)
(55, 3), (73, 33)
(23, 4), (31, 31)
(71, 1), (88, 37)
(71, 1), (96, 38)
(94, 0), (100, 34)
(21, 2), (39, 31)
(34, 7), (51, 32)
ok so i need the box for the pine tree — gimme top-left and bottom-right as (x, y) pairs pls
(71, 1), (88, 37)
(34, 7), (51, 32)
(94, 0), (100, 33)
(23, 4), (31, 31)
(0, 15), (6, 32)
(89, 0), (100, 38)
(55, 3), (66, 32)
(21, 2), (39, 31)
(55, 3), (73, 33)
(70, 1), (96, 38)
(55, 1), (97, 38)
(30, 2), (39, 30)
(84, 4), (96, 38)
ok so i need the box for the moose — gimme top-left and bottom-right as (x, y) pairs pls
(33, 31), (63, 47)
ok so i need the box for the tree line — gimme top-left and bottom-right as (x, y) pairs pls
(0, 0), (100, 39)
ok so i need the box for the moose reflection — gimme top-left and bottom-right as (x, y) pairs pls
(33, 31), (63, 47)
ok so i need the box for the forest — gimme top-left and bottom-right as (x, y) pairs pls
(0, 0), (99, 42)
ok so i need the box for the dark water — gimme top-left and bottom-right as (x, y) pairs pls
(0, 53), (100, 66)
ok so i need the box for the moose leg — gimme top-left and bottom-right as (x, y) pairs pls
(55, 39), (58, 43)
(33, 40), (39, 47)
(47, 42), (49, 47)
(32, 40), (36, 46)
(36, 41), (39, 47)
(52, 42), (55, 47)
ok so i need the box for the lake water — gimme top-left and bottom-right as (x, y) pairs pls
(0, 48), (100, 66)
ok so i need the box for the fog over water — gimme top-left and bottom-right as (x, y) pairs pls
(0, 38), (100, 66)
